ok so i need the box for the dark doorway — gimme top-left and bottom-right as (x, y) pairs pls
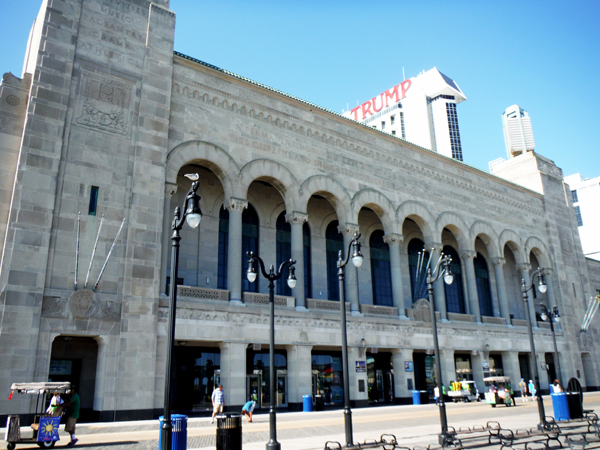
(519, 353), (532, 384)
(366, 352), (394, 403)
(49, 336), (98, 422)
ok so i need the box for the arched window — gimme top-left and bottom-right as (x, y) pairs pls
(474, 253), (493, 317)
(443, 246), (466, 314)
(326, 221), (343, 301)
(408, 239), (428, 303)
(303, 222), (312, 299)
(276, 212), (292, 296)
(242, 204), (259, 293)
(217, 206), (229, 290)
(370, 230), (393, 306)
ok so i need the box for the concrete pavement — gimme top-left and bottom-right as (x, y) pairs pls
(2, 392), (599, 450)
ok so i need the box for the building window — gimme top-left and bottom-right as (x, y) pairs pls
(400, 112), (406, 139)
(217, 207), (229, 289)
(390, 115), (395, 125)
(276, 212), (292, 296)
(446, 103), (463, 161)
(326, 221), (343, 301)
(443, 246), (466, 314)
(88, 186), (99, 215)
(474, 253), (493, 317)
(572, 190), (578, 203)
(242, 204), (259, 293)
(303, 222), (312, 299)
(312, 351), (344, 405)
(575, 205), (583, 226)
(391, 130), (396, 136)
(173, 347), (220, 411)
(370, 230), (393, 307)
(381, 121), (385, 130)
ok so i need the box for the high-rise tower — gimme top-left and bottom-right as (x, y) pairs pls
(502, 105), (535, 158)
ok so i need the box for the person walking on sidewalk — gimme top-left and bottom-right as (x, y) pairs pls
(519, 378), (528, 402)
(211, 385), (225, 424)
(65, 386), (80, 446)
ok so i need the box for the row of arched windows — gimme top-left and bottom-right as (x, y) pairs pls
(216, 206), (493, 313)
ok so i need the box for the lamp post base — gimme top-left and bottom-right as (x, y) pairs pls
(266, 440), (281, 450)
(438, 432), (459, 448)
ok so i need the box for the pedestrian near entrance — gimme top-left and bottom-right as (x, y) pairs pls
(46, 392), (64, 417)
(553, 379), (562, 393)
(519, 378), (527, 402)
(64, 386), (80, 446)
(528, 380), (537, 400)
(210, 385), (225, 424)
(241, 400), (256, 422)
(434, 386), (440, 405)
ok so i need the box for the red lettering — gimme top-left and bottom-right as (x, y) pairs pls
(383, 85), (400, 107)
(372, 94), (384, 113)
(361, 100), (373, 119)
(350, 106), (361, 120)
(400, 79), (411, 99)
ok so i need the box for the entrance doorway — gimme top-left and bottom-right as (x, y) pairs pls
(366, 352), (394, 403)
(247, 374), (262, 408)
(49, 336), (98, 421)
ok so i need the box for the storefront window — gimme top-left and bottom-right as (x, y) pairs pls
(173, 347), (220, 412)
(312, 351), (344, 405)
(454, 354), (473, 381)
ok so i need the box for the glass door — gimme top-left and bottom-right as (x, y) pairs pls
(246, 374), (261, 408)
(277, 371), (288, 407)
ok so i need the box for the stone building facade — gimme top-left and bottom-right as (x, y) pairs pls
(1, 0), (599, 421)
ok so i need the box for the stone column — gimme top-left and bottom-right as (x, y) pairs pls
(286, 345), (312, 406)
(426, 244), (448, 322)
(287, 212), (308, 310)
(400, 249), (413, 311)
(460, 258), (471, 315)
(491, 257), (511, 324)
(440, 349), (456, 391)
(517, 263), (537, 327)
(219, 342), (247, 408)
(461, 250), (482, 324)
(502, 351), (522, 386)
(225, 198), (247, 304)
(349, 346), (368, 405)
(161, 183), (178, 296)
(339, 223), (360, 314)
(383, 233), (406, 318)
(392, 348), (414, 399)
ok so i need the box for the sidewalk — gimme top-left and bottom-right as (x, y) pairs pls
(2, 392), (599, 450)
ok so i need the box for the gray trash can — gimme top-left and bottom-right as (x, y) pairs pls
(158, 414), (188, 450)
(216, 413), (242, 450)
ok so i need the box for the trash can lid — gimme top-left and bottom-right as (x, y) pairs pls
(303, 394), (312, 398)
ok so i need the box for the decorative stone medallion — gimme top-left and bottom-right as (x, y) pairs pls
(5, 95), (20, 106)
(68, 289), (98, 318)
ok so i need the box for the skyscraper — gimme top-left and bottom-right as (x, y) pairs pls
(502, 105), (535, 158)
(342, 68), (466, 161)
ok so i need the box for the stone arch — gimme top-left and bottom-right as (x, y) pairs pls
(318, 213), (339, 238)
(363, 222), (385, 243)
(268, 202), (287, 229)
(525, 236), (552, 268)
(397, 200), (435, 243)
(499, 229), (525, 262)
(436, 211), (470, 249)
(239, 159), (299, 213)
(166, 140), (239, 200)
(299, 175), (352, 224)
(402, 230), (425, 253)
(352, 188), (397, 234)
(470, 221), (501, 258)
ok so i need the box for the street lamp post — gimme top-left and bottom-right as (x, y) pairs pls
(336, 232), (364, 448)
(521, 267), (548, 429)
(425, 253), (455, 447)
(539, 304), (562, 388)
(247, 252), (297, 450)
(161, 174), (203, 450)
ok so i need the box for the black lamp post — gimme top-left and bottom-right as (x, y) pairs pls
(521, 267), (548, 429)
(247, 252), (297, 450)
(336, 232), (364, 448)
(425, 253), (455, 447)
(161, 174), (202, 450)
(539, 304), (562, 388)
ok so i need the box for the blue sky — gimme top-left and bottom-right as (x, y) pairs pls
(2, 0), (599, 179)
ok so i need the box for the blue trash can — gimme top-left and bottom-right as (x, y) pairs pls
(551, 393), (570, 421)
(158, 414), (188, 450)
(303, 394), (313, 412)
(412, 390), (421, 405)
